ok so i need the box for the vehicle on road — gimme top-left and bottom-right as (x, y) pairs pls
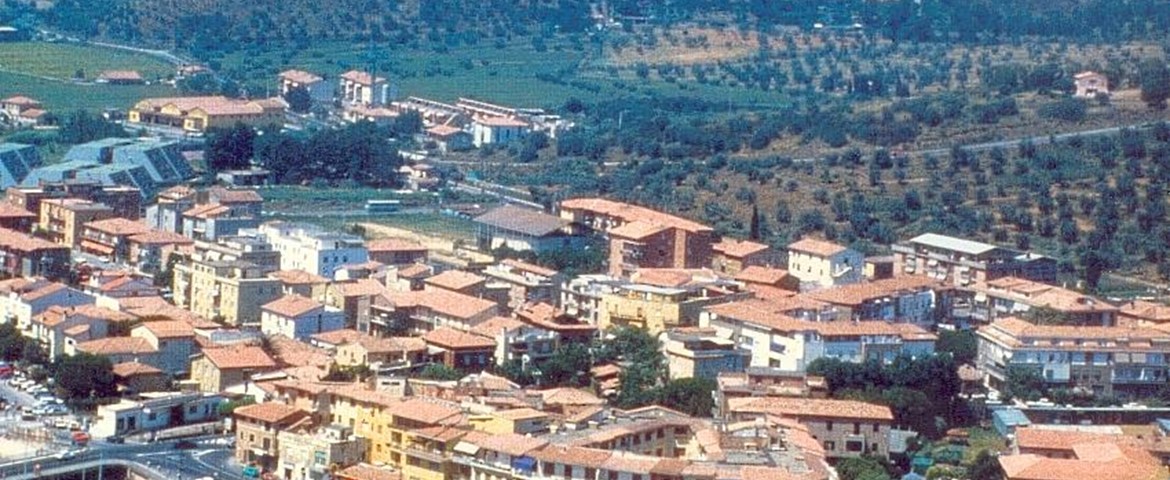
(174, 439), (197, 450)
(54, 449), (78, 460)
(105, 435), (124, 444)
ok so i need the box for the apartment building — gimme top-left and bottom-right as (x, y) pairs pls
(79, 217), (151, 262)
(259, 222), (368, 278)
(471, 316), (560, 367)
(659, 328), (750, 380)
(594, 269), (750, 334)
(786, 238), (864, 291)
(332, 334), (426, 369)
(129, 320), (197, 375)
(702, 298), (936, 371)
(173, 258), (283, 326)
(367, 238), (428, 266)
(261, 294), (346, 341)
(807, 275), (945, 327)
(977, 316), (1170, 397)
(710, 238), (774, 275)
(371, 289), (497, 336)
(278, 69), (335, 104)
(423, 327), (495, 372)
(481, 259), (563, 309)
(337, 70), (388, 107)
(39, 198), (114, 247)
(513, 303), (598, 346)
(30, 304), (127, 359)
(0, 200), (36, 231)
(190, 345), (278, 392)
(1000, 427), (1164, 480)
(713, 369), (828, 418)
(0, 278), (94, 331)
(7, 180), (140, 220)
(559, 198), (716, 278)
(892, 233), (1058, 286)
(966, 277), (1118, 326)
(724, 396), (894, 459)
(0, 227), (71, 280)
(276, 424), (368, 480)
(234, 402), (312, 471)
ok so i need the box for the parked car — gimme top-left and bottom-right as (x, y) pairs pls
(105, 435), (125, 444)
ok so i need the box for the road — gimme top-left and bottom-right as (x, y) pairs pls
(0, 436), (241, 480)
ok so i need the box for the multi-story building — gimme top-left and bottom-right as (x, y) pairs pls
(892, 233), (1058, 287)
(261, 295), (346, 341)
(710, 238), (774, 275)
(367, 238), (428, 266)
(276, 424), (368, 480)
(39, 198), (115, 247)
(807, 275), (945, 327)
(559, 198), (716, 278)
(29, 304), (123, 359)
(338, 71), (388, 107)
(724, 396), (894, 459)
(332, 333), (427, 370)
(713, 369), (828, 418)
(372, 289), (497, 336)
(125, 230), (194, 275)
(470, 316), (559, 367)
(422, 327), (496, 372)
(977, 316), (1170, 397)
(173, 258), (283, 326)
(130, 320), (196, 376)
(1118, 300), (1170, 328)
(0, 278), (94, 331)
(192, 235), (282, 273)
(190, 345), (278, 393)
(91, 391), (224, 439)
(0, 227), (71, 280)
(513, 302), (598, 346)
(1000, 427), (1163, 480)
(79, 217), (151, 262)
(8, 181), (140, 220)
(591, 269), (750, 334)
(786, 238), (864, 291)
(260, 222), (368, 278)
(659, 328), (750, 380)
(278, 69), (335, 104)
(481, 259), (563, 309)
(967, 277), (1118, 326)
(234, 402), (312, 471)
(0, 200), (36, 231)
(129, 96), (286, 133)
(702, 298), (936, 371)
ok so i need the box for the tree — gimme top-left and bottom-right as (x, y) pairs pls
(659, 377), (716, 417)
(1003, 366), (1046, 402)
(283, 86), (312, 113)
(1140, 59), (1170, 110)
(218, 396), (256, 416)
(419, 363), (464, 381)
(52, 353), (116, 402)
(967, 450), (1004, 480)
(206, 122), (256, 171)
(749, 205), (761, 240)
(539, 342), (592, 387)
(837, 456), (893, 480)
(58, 110), (127, 144)
(936, 330), (977, 364)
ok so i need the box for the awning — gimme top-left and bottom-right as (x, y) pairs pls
(453, 441), (479, 456)
(511, 457), (537, 472)
(81, 240), (115, 255)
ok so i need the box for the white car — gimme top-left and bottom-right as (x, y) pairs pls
(54, 449), (79, 460)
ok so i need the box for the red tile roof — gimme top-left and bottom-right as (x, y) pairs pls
(560, 198), (712, 234)
(0, 227), (68, 253)
(367, 238), (427, 253)
(727, 397), (894, 421)
(263, 295), (324, 318)
(424, 270), (486, 291)
(423, 327), (494, 350)
(735, 266), (790, 285)
(234, 402), (309, 424)
(200, 345), (277, 370)
(713, 238), (770, 258)
(787, 238), (848, 257)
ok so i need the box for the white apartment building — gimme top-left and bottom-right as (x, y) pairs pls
(258, 222), (368, 278)
(787, 238), (864, 291)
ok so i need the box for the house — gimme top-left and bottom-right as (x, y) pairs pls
(735, 265), (798, 292)
(172, 257), (283, 326)
(807, 275), (945, 327)
(75, 336), (161, 368)
(424, 269), (487, 296)
(0, 227), (72, 280)
(471, 116), (530, 147)
(422, 327), (495, 372)
(577, 269), (749, 334)
(474, 204), (583, 253)
(713, 369), (829, 417)
(660, 328), (750, 380)
(89, 275), (160, 299)
(370, 288), (497, 335)
(1000, 431), (1162, 480)
(724, 396), (894, 459)
(966, 277), (1117, 326)
(559, 198), (717, 278)
(8, 180), (141, 220)
(786, 238), (864, 291)
(261, 295), (346, 341)
(96, 70), (145, 85)
(0, 96), (44, 127)
(126, 230), (194, 275)
(481, 259), (564, 309)
(111, 361), (170, 394)
(977, 316), (1170, 397)
(338, 70), (388, 107)
(79, 217), (151, 262)
(39, 198), (115, 247)
(892, 233), (1058, 287)
(366, 238), (428, 266)
(91, 391), (224, 439)
(234, 402), (312, 471)
(0, 279), (94, 331)
(128, 96), (286, 132)
(471, 315), (559, 367)
(711, 238), (774, 275)
(269, 270), (330, 299)
(31, 304), (130, 359)
(0, 201), (37, 231)
(1074, 71), (1110, 98)
(276, 424), (368, 480)
(130, 320), (197, 375)
(259, 222), (368, 278)
(278, 69), (334, 104)
(334, 334), (426, 369)
(190, 345), (278, 392)
(514, 302), (599, 346)
(426, 125), (472, 153)
(0, 143), (42, 189)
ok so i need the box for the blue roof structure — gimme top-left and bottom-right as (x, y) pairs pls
(0, 143), (41, 188)
(22, 138), (193, 197)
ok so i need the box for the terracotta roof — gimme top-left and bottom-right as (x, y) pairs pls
(473, 433), (548, 456)
(410, 425), (470, 442)
(423, 327), (494, 350)
(133, 96), (281, 116)
(0, 201), (35, 219)
(332, 278), (389, 297)
(1015, 428), (1122, 452)
(35, 304), (134, 327)
(99, 275), (156, 294)
(978, 277), (1117, 314)
(727, 397), (894, 421)
(207, 186), (263, 204)
(339, 70), (385, 85)
(112, 361), (163, 377)
(335, 464), (401, 480)
(394, 397), (462, 425)
(135, 320), (195, 338)
(397, 263), (433, 279)
(609, 220), (669, 240)
(76, 337), (156, 356)
(470, 316), (527, 337)
(263, 295), (324, 318)
(344, 334), (426, 354)
(199, 345), (277, 370)
(713, 238), (770, 258)
(500, 258), (558, 277)
(808, 275), (944, 306)
(979, 317), (1170, 350)
(425, 270), (486, 291)
(735, 266), (790, 285)
(787, 238), (848, 257)
(20, 282), (69, 302)
(0, 227), (68, 253)
(18, 108), (45, 119)
(368, 238), (427, 253)
(1120, 300), (1170, 323)
(531, 445), (612, 468)
(98, 70), (143, 81)
(515, 303), (597, 333)
(426, 125), (463, 137)
(537, 387), (606, 406)
(128, 230), (193, 245)
(279, 69), (323, 84)
(474, 205), (569, 237)
(495, 407), (548, 421)
(560, 197), (712, 234)
(2, 96), (40, 106)
(998, 448), (1163, 480)
(384, 289), (497, 320)
(310, 329), (367, 346)
(476, 116), (529, 128)
(269, 269), (328, 286)
(602, 451), (661, 473)
(182, 203), (231, 219)
(234, 402), (309, 424)
(265, 335), (333, 367)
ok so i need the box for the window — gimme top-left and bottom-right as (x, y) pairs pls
(873, 423), (880, 433)
(845, 441), (863, 452)
(824, 441), (835, 451)
(825, 421), (833, 431)
(853, 423), (860, 434)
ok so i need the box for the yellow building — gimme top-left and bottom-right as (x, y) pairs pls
(129, 96), (286, 132)
(328, 386), (464, 477)
(467, 408), (551, 435)
(596, 269), (749, 335)
(39, 198), (114, 247)
(173, 258), (283, 325)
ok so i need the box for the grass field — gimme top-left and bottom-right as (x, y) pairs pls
(268, 213), (477, 242)
(0, 71), (176, 111)
(260, 186), (438, 211)
(0, 42), (174, 81)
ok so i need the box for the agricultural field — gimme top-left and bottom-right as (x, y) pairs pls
(268, 212), (477, 243)
(259, 185), (438, 212)
(0, 42), (177, 111)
